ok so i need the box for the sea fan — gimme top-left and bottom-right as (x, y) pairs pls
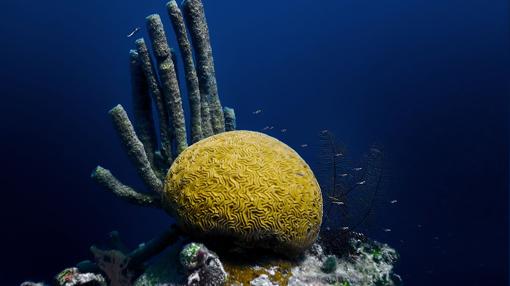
(317, 130), (386, 256)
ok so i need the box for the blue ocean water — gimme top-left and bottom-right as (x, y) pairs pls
(0, 0), (508, 285)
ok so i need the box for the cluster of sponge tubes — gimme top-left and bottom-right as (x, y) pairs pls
(92, 0), (237, 208)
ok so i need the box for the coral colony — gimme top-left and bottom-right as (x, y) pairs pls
(21, 0), (400, 285)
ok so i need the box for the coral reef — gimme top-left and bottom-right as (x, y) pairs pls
(25, 235), (400, 285)
(164, 130), (322, 254)
(180, 243), (204, 270)
(20, 282), (47, 286)
(55, 268), (106, 286)
(81, 0), (400, 285)
(320, 255), (337, 274)
(133, 241), (229, 286)
(179, 243), (227, 286)
(249, 274), (277, 286)
(131, 237), (399, 286)
(288, 238), (400, 286)
(92, 0), (322, 258)
(69, 228), (181, 286)
(18, 0), (404, 285)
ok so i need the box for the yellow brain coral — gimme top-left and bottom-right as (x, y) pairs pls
(162, 130), (322, 254)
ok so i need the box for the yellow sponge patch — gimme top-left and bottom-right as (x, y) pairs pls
(163, 130), (322, 254)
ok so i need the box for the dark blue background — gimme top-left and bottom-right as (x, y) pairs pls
(0, 0), (508, 285)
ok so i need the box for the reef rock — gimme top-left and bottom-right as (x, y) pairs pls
(288, 239), (400, 286)
(20, 282), (47, 286)
(134, 240), (228, 286)
(55, 267), (106, 286)
(134, 237), (400, 286)
(180, 242), (227, 286)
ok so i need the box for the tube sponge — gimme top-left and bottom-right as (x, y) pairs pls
(167, 0), (204, 143)
(183, 0), (225, 134)
(223, 107), (236, 131)
(146, 14), (188, 156)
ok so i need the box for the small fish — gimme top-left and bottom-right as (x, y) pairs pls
(339, 173), (348, 177)
(390, 200), (398, 204)
(383, 228), (392, 232)
(356, 180), (366, 185)
(261, 126), (270, 131)
(320, 129), (329, 134)
(433, 236), (440, 240)
(341, 226), (349, 231)
(332, 201), (345, 205)
(280, 128), (287, 133)
(353, 167), (363, 171)
(268, 126), (274, 130)
(334, 153), (343, 157)
(252, 109), (263, 115)
(127, 27), (141, 38)
(300, 144), (308, 148)
(370, 147), (382, 154)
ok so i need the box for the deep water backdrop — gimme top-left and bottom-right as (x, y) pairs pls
(0, 0), (508, 285)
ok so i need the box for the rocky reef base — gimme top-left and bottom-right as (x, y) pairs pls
(135, 236), (400, 286)
(22, 234), (400, 286)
